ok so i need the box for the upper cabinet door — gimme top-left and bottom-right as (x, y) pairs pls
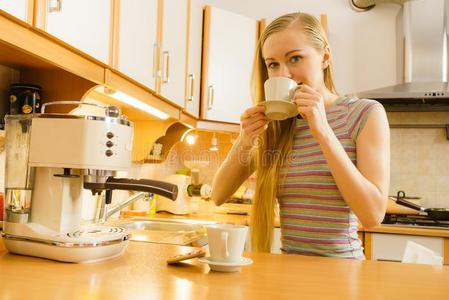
(159, 0), (188, 107)
(44, 0), (111, 64)
(184, 0), (203, 118)
(117, 0), (158, 90)
(0, 0), (30, 22)
(201, 7), (257, 123)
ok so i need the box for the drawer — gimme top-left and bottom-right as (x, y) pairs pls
(371, 233), (443, 262)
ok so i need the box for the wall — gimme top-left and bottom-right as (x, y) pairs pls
(201, 0), (402, 96)
(388, 112), (449, 208)
(195, 1), (449, 208)
(136, 131), (238, 186)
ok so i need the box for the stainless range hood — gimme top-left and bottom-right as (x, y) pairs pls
(355, 0), (449, 111)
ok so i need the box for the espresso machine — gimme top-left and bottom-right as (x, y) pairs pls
(1, 102), (178, 263)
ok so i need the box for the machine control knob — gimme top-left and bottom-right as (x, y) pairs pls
(106, 132), (114, 139)
(106, 106), (120, 118)
(105, 149), (114, 157)
(106, 141), (114, 148)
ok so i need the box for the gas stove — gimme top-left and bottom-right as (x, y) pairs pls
(382, 214), (449, 229)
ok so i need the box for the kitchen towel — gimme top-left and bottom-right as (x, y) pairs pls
(401, 240), (443, 266)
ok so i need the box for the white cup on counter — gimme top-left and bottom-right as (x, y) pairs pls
(206, 224), (248, 263)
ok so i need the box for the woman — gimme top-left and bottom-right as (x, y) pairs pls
(212, 12), (390, 259)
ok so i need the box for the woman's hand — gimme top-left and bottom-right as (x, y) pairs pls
(239, 105), (269, 148)
(292, 84), (331, 139)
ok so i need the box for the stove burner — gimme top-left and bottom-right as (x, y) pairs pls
(382, 214), (449, 228)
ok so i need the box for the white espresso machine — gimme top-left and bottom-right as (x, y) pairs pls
(1, 102), (177, 263)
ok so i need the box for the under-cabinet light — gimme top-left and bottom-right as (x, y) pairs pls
(97, 87), (169, 120)
(209, 133), (218, 152)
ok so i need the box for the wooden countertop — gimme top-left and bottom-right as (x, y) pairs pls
(365, 224), (449, 238)
(1, 238), (448, 299)
(142, 212), (449, 238)
(149, 211), (250, 225)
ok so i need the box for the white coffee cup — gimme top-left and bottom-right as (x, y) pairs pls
(264, 76), (298, 102)
(206, 224), (248, 263)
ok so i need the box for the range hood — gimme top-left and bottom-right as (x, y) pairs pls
(355, 0), (449, 111)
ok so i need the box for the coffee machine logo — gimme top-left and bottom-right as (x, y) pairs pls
(22, 104), (32, 114)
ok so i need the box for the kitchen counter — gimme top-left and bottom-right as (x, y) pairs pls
(149, 211), (250, 225)
(1, 238), (448, 299)
(147, 212), (449, 238)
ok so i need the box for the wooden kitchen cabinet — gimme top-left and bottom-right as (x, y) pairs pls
(362, 228), (449, 265)
(38, 0), (112, 64)
(116, 0), (158, 90)
(183, 0), (203, 118)
(0, 0), (31, 23)
(116, 0), (200, 114)
(201, 6), (257, 123)
(370, 232), (444, 262)
(158, 0), (188, 108)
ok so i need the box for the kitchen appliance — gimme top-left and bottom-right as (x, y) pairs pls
(382, 214), (449, 228)
(2, 83), (41, 130)
(355, 0), (449, 111)
(157, 174), (192, 215)
(8, 83), (41, 115)
(1, 102), (178, 263)
(383, 190), (449, 228)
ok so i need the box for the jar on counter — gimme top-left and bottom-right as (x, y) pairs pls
(9, 83), (41, 116)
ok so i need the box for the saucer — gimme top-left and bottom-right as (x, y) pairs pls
(259, 100), (298, 120)
(198, 256), (253, 272)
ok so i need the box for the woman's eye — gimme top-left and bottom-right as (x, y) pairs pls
(289, 55), (302, 63)
(267, 62), (279, 69)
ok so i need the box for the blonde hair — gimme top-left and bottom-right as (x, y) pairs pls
(250, 12), (337, 252)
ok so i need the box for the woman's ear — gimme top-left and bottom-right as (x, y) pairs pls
(322, 46), (331, 69)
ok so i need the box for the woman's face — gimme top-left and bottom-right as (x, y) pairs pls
(262, 27), (329, 91)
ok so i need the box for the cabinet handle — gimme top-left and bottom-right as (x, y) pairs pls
(48, 0), (62, 13)
(152, 42), (159, 78)
(187, 74), (194, 102)
(376, 259), (401, 263)
(161, 51), (170, 83)
(207, 85), (214, 110)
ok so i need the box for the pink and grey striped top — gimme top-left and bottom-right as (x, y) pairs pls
(277, 96), (382, 259)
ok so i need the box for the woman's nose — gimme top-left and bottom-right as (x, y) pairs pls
(278, 64), (292, 78)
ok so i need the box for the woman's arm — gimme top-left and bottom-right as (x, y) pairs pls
(293, 84), (390, 228)
(317, 105), (390, 228)
(211, 137), (255, 206)
(212, 105), (268, 206)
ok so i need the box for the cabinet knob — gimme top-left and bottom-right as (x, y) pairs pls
(187, 74), (195, 102)
(161, 51), (170, 84)
(48, 0), (62, 13)
(207, 85), (214, 110)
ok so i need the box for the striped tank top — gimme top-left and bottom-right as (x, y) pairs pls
(277, 96), (381, 259)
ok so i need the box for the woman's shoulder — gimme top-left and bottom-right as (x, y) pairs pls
(340, 96), (381, 108)
(339, 96), (383, 116)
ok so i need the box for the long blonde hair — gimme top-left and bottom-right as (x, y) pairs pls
(250, 12), (337, 252)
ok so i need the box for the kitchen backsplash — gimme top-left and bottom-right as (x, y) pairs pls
(388, 112), (449, 208)
(0, 97), (447, 209)
(139, 113), (449, 209)
(135, 131), (238, 186)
